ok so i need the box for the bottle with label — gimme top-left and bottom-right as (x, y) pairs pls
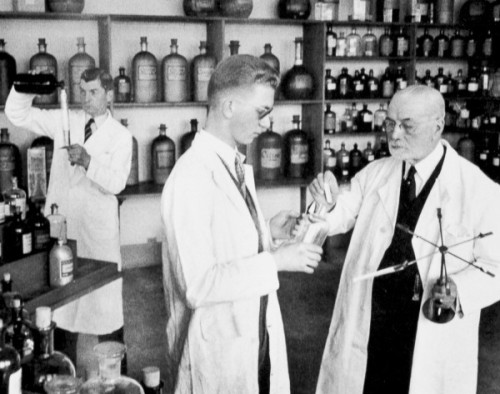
(449, 30), (465, 58)
(465, 30), (477, 58)
(479, 66), (491, 96)
(338, 168), (351, 193)
(325, 69), (337, 100)
(336, 32), (347, 57)
(180, 119), (199, 156)
(337, 67), (353, 98)
(434, 29), (450, 58)
(352, 70), (365, 99)
(323, 140), (336, 172)
(346, 28), (362, 57)
(23, 307), (76, 393)
(395, 66), (408, 91)
(417, 28), (434, 57)
(361, 27), (377, 57)
(446, 72), (456, 96)
(281, 37), (315, 100)
(68, 37), (96, 104)
(0, 318), (22, 394)
(482, 29), (493, 58)
(379, 27), (394, 57)
(30, 38), (58, 105)
(257, 118), (282, 181)
(395, 27), (409, 57)
(326, 24), (337, 57)
(132, 37), (158, 104)
(284, 115), (309, 178)
(162, 39), (188, 103)
(0, 39), (17, 106)
(490, 146), (500, 181)
(380, 67), (395, 98)
(260, 43), (280, 74)
(27, 202), (50, 252)
(374, 103), (388, 132)
(350, 103), (359, 132)
(366, 69), (379, 98)
(324, 104), (336, 134)
(376, 137), (390, 158)
(454, 69), (467, 96)
(192, 41), (216, 102)
(4, 178), (26, 221)
(5, 297), (34, 365)
(433, 68), (448, 95)
(47, 204), (66, 242)
(467, 74), (480, 96)
(49, 238), (74, 288)
(0, 129), (22, 197)
(349, 143), (363, 176)
(358, 104), (373, 132)
(362, 142), (375, 166)
(152, 124), (175, 185)
(477, 135), (490, 173)
(335, 142), (350, 175)
(114, 67), (131, 103)
(340, 106), (353, 133)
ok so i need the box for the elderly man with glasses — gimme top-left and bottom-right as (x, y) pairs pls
(310, 85), (500, 394)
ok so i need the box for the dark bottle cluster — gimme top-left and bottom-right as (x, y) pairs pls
(456, 133), (500, 182)
(445, 101), (500, 133)
(183, 0), (253, 18)
(325, 103), (388, 134)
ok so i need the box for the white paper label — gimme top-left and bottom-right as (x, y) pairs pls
(22, 233), (32, 255)
(342, 156), (349, 164)
(327, 83), (337, 91)
(261, 148), (281, 169)
(363, 114), (373, 122)
(61, 259), (74, 278)
(291, 144), (309, 164)
(355, 84), (364, 91)
(494, 158), (500, 166)
(368, 154), (375, 162)
(439, 84), (448, 93)
(197, 67), (214, 82)
(138, 66), (157, 81)
(460, 109), (470, 119)
(167, 66), (187, 81)
(480, 153), (487, 160)
(468, 82), (479, 92)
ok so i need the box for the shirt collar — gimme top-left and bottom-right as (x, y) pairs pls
(197, 129), (246, 173)
(405, 141), (444, 185)
(86, 110), (109, 130)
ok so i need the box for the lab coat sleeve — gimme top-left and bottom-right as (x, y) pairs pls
(5, 87), (62, 139)
(86, 133), (132, 195)
(163, 164), (279, 309)
(451, 178), (500, 316)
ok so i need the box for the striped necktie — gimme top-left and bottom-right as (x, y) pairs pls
(84, 118), (95, 143)
(235, 154), (247, 199)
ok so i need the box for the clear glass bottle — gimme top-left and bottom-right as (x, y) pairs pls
(363, 142), (375, 166)
(152, 124), (176, 185)
(338, 67), (353, 98)
(374, 103), (387, 132)
(379, 27), (394, 56)
(23, 307), (76, 394)
(340, 106), (353, 133)
(434, 29), (450, 58)
(325, 69), (337, 100)
(395, 27), (409, 57)
(47, 204), (66, 242)
(30, 38), (58, 105)
(162, 39), (188, 103)
(0, 318), (21, 394)
(80, 342), (144, 394)
(358, 104), (373, 132)
(132, 37), (158, 104)
(479, 66), (491, 97)
(417, 28), (434, 57)
(346, 28), (362, 57)
(5, 297), (34, 365)
(49, 238), (74, 288)
(324, 104), (336, 134)
(326, 24), (337, 57)
(450, 29), (465, 58)
(323, 140), (336, 172)
(336, 32), (347, 57)
(361, 27), (377, 57)
(114, 67), (132, 103)
(192, 41), (217, 102)
(68, 37), (96, 105)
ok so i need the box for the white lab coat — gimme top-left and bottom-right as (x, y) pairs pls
(316, 140), (500, 394)
(5, 88), (132, 335)
(161, 131), (290, 394)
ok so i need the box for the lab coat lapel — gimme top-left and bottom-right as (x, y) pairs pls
(376, 160), (402, 229)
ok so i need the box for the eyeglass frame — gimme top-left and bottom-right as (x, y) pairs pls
(382, 115), (443, 136)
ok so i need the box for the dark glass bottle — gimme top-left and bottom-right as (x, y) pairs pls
(281, 38), (315, 100)
(4, 206), (32, 262)
(219, 0), (253, 18)
(446, 72), (456, 96)
(162, 39), (188, 103)
(183, 0), (217, 16)
(180, 119), (199, 156)
(482, 29), (493, 58)
(352, 70), (364, 99)
(284, 115), (309, 178)
(374, 103), (387, 132)
(335, 142), (350, 174)
(5, 297), (34, 365)
(325, 69), (337, 100)
(340, 106), (353, 133)
(337, 67), (353, 99)
(192, 41), (217, 102)
(229, 40), (240, 56)
(363, 142), (375, 166)
(459, 0), (492, 28)
(0, 128), (22, 196)
(467, 74), (480, 96)
(454, 69), (467, 96)
(349, 143), (363, 176)
(278, 0), (311, 19)
(326, 24), (337, 57)
(260, 43), (280, 73)
(376, 137), (390, 158)
(68, 37), (95, 105)
(477, 135), (490, 173)
(30, 38), (58, 105)
(421, 69), (434, 88)
(132, 37), (158, 104)
(12, 73), (61, 96)
(479, 66), (490, 97)
(323, 140), (336, 173)
(324, 104), (336, 134)
(358, 104), (373, 132)
(379, 27), (394, 57)
(31, 136), (53, 186)
(417, 28), (434, 57)
(450, 29), (465, 58)
(350, 103), (359, 132)
(434, 67), (448, 95)
(380, 67), (395, 98)
(151, 124), (175, 185)
(28, 203), (50, 252)
(366, 69), (379, 98)
(395, 27), (409, 57)
(0, 39), (17, 106)
(395, 66), (407, 91)
(121, 119), (139, 187)
(22, 307), (76, 393)
(465, 30), (477, 58)
(257, 118), (282, 181)
(0, 318), (21, 394)
(434, 29), (450, 58)
(114, 67), (131, 103)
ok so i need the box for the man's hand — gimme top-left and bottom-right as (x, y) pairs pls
(309, 171), (339, 212)
(270, 210), (300, 240)
(431, 277), (458, 311)
(271, 242), (322, 274)
(67, 144), (91, 169)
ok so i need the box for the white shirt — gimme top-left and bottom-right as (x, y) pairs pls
(404, 142), (445, 197)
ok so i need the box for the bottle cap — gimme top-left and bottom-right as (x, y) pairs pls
(140, 36), (148, 43)
(36, 306), (52, 329)
(171, 38), (178, 46)
(38, 38), (46, 46)
(77, 37), (85, 45)
(3, 273), (10, 282)
(142, 366), (161, 388)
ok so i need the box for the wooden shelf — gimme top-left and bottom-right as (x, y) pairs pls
(416, 56), (469, 61)
(326, 98), (391, 104)
(0, 11), (104, 20)
(113, 101), (208, 109)
(326, 56), (411, 61)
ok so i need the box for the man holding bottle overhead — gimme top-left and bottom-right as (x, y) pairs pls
(161, 55), (322, 394)
(5, 68), (132, 371)
(310, 85), (500, 394)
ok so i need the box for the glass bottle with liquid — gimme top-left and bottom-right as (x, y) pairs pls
(68, 37), (96, 105)
(284, 115), (309, 178)
(151, 124), (176, 185)
(0, 128), (22, 196)
(349, 143), (363, 176)
(338, 67), (353, 98)
(325, 69), (337, 99)
(5, 297), (34, 365)
(450, 29), (465, 58)
(358, 104), (373, 132)
(162, 39), (188, 103)
(260, 43), (280, 74)
(374, 103), (388, 132)
(30, 38), (58, 105)
(192, 41), (216, 102)
(346, 28), (362, 57)
(340, 106), (353, 133)
(132, 37), (158, 104)
(324, 104), (336, 134)
(114, 67), (131, 103)
(380, 67), (395, 98)
(379, 27), (394, 56)
(362, 28), (377, 57)
(336, 32), (347, 57)
(4, 205), (31, 262)
(49, 237), (74, 288)
(281, 37), (315, 100)
(363, 142), (375, 166)
(28, 202), (50, 252)
(256, 118), (282, 181)
(336, 142), (350, 172)
(395, 27), (409, 57)
(326, 24), (337, 57)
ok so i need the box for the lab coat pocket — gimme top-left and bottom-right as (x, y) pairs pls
(444, 223), (474, 274)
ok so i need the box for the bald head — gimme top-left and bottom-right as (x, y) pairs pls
(389, 85), (445, 120)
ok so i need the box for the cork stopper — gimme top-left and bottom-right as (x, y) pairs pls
(142, 366), (160, 388)
(170, 39), (178, 46)
(140, 36), (148, 44)
(36, 307), (52, 329)
(292, 115), (301, 123)
(38, 38), (46, 46)
(77, 37), (85, 46)
(159, 124), (167, 131)
(264, 43), (272, 50)
(199, 41), (207, 49)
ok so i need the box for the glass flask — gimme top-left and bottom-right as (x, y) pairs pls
(80, 342), (144, 394)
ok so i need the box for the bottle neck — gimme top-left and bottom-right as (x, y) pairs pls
(38, 45), (47, 53)
(77, 44), (86, 53)
(141, 42), (148, 52)
(34, 324), (55, 359)
(171, 45), (178, 54)
(294, 41), (303, 66)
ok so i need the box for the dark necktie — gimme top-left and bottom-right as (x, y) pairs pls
(235, 154), (247, 199)
(84, 118), (95, 142)
(404, 165), (417, 202)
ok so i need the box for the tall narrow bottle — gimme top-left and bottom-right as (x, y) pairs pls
(349, 143), (363, 176)
(22, 307), (76, 393)
(180, 119), (199, 156)
(0, 129), (22, 196)
(358, 104), (373, 132)
(257, 118), (282, 181)
(281, 38), (315, 100)
(162, 39), (188, 103)
(434, 29), (450, 58)
(5, 297), (34, 365)
(4, 206), (32, 261)
(336, 32), (347, 57)
(338, 67), (353, 98)
(114, 67), (131, 103)
(68, 37), (96, 105)
(417, 28), (434, 57)
(152, 124), (175, 185)
(192, 41), (216, 102)
(324, 104), (336, 134)
(366, 69), (379, 98)
(0, 39), (17, 106)
(132, 37), (158, 103)
(336, 142), (350, 174)
(395, 27), (409, 57)
(380, 67), (395, 98)
(28, 202), (50, 252)
(325, 69), (337, 100)
(374, 103), (387, 132)
(284, 115), (309, 178)
(30, 39), (58, 105)
(0, 318), (22, 394)
(326, 24), (337, 57)
(4, 177), (26, 221)
(362, 142), (375, 166)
